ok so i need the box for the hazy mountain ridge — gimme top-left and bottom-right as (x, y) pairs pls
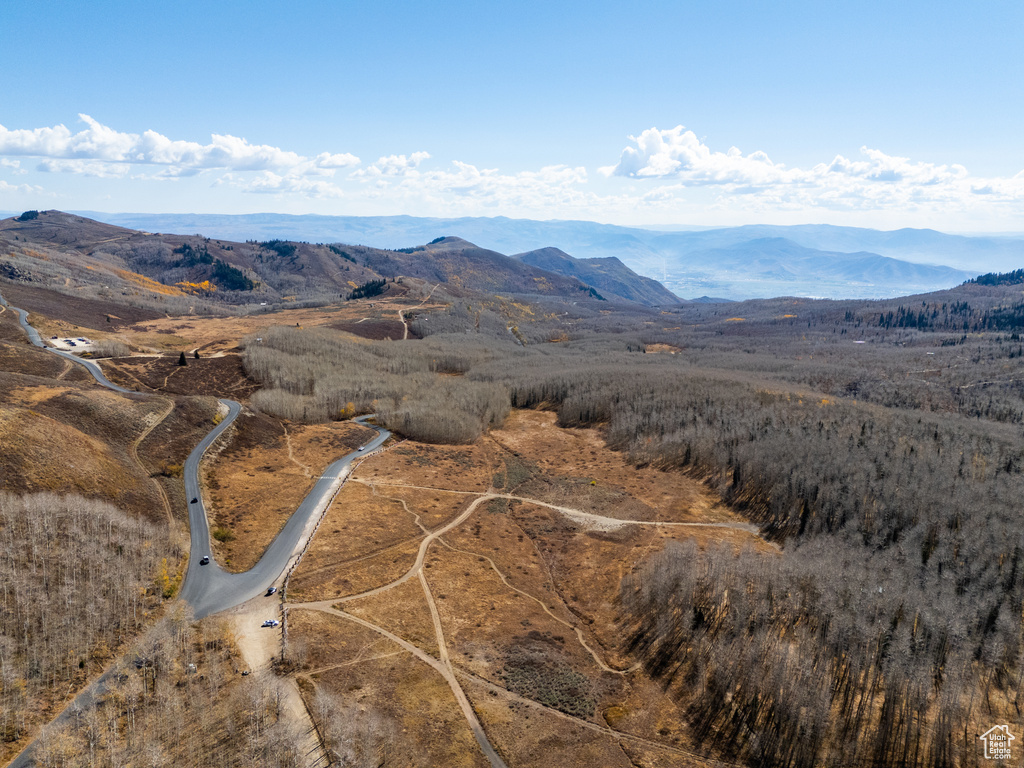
(510, 246), (682, 305)
(0, 211), (636, 310)
(79, 211), (1014, 300)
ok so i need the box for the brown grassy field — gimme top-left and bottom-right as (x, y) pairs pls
(200, 411), (376, 571)
(118, 294), (445, 354)
(289, 608), (488, 768)
(101, 352), (261, 398)
(0, 281), (163, 330)
(281, 409), (768, 766)
(0, 374), (167, 520)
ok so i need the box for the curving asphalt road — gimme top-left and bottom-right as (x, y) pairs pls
(3, 295), (137, 393)
(2, 289), (389, 613)
(180, 409), (389, 618)
(2, 290), (390, 766)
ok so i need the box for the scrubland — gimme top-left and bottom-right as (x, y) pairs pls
(6, 266), (1024, 766)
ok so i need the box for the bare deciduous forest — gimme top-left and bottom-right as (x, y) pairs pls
(243, 326), (509, 443)
(31, 610), (305, 768)
(6, 248), (1024, 766)
(0, 493), (169, 746)
(240, 274), (1024, 767)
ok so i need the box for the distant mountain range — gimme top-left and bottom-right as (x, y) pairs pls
(0, 211), (673, 310)
(511, 247), (680, 305)
(66, 211), (1024, 300)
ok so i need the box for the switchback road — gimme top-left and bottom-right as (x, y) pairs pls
(2, 292), (389, 766)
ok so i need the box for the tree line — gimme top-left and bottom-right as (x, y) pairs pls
(0, 493), (170, 748)
(243, 326), (510, 443)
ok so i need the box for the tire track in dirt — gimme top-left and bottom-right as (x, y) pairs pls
(352, 480), (760, 533)
(289, 534), (425, 582)
(436, 537), (641, 675)
(53, 356), (74, 380)
(322, 494), (493, 606)
(282, 423), (313, 478)
(453, 667), (741, 767)
(129, 397), (177, 525)
(308, 605), (509, 768)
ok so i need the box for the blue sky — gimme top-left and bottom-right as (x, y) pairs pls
(2, 0), (1022, 230)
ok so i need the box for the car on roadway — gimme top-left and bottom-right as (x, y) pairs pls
(190, 497), (198, 504)
(266, 587), (277, 596)
(199, 556), (210, 565)
(358, 445), (365, 451)
(262, 619), (280, 628)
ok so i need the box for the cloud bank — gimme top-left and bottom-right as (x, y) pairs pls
(0, 114), (359, 178)
(600, 125), (1024, 216)
(2, 115), (1024, 227)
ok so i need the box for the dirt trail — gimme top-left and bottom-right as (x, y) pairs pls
(397, 283), (440, 340)
(282, 423), (313, 478)
(353, 479), (760, 533)
(455, 667), (739, 767)
(436, 537), (640, 675)
(290, 495), (509, 766)
(496, 493), (761, 533)
(337, 479), (759, 672)
(351, 478), (479, 495)
(230, 604), (330, 768)
(129, 397), (176, 525)
(310, 605), (508, 768)
(298, 495), (493, 611)
(53, 357), (74, 380)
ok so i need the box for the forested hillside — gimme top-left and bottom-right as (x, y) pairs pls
(6, 211), (1024, 765)
(0, 212), (628, 314)
(237, 269), (1024, 767)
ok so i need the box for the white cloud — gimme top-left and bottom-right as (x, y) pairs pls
(0, 115), (360, 177)
(0, 158), (26, 176)
(232, 171), (344, 198)
(37, 158), (133, 178)
(0, 179), (45, 194)
(353, 152), (432, 179)
(599, 125), (1024, 217)
(5, 115), (1024, 228)
(600, 126), (794, 185)
(314, 151), (361, 169)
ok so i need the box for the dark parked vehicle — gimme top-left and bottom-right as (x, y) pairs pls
(190, 497), (198, 504)
(266, 587), (277, 596)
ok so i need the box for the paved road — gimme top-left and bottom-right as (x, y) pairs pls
(2, 291), (390, 765)
(180, 409), (389, 618)
(2, 290), (389, 614)
(2, 293), (135, 393)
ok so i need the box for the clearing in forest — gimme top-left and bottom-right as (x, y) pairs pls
(282, 409), (769, 767)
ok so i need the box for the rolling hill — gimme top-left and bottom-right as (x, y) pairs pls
(0, 212), (648, 315)
(80, 211), (1014, 299)
(511, 246), (682, 305)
